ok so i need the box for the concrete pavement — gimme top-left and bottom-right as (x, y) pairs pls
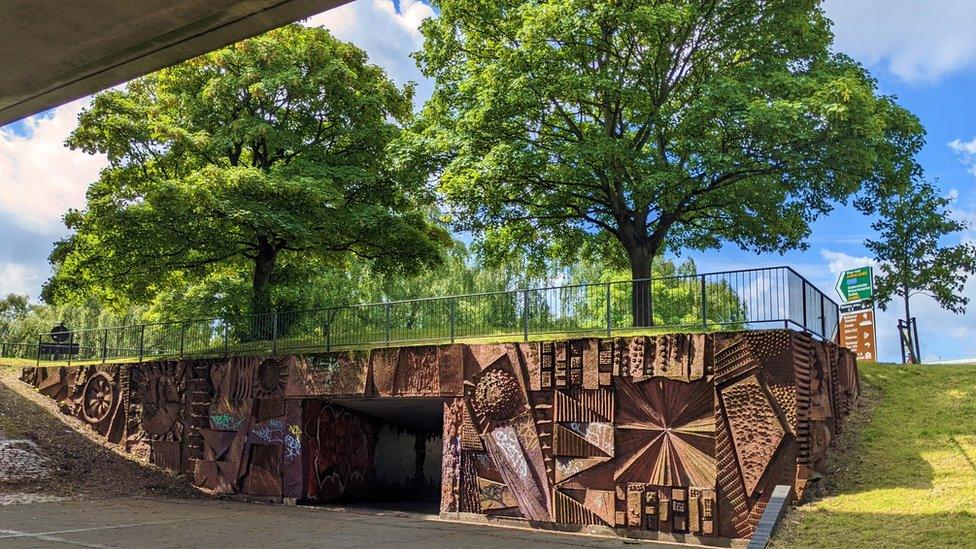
(0, 497), (689, 548)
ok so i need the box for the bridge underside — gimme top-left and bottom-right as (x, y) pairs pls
(20, 329), (858, 545)
(0, 0), (350, 126)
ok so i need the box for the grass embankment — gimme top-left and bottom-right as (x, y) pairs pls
(773, 362), (976, 548)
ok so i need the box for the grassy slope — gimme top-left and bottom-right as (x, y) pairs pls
(774, 362), (976, 548)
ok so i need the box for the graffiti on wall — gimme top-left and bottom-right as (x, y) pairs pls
(303, 402), (374, 501)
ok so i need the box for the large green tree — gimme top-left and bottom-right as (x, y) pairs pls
(415, 0), (922, 324)
(48, 24), (448, 317)
(866, 181), (976, 363)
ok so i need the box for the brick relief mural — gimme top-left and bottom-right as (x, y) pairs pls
(20, 329), (858, 543)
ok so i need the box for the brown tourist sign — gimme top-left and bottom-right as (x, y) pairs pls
(840, 309), (877, 362)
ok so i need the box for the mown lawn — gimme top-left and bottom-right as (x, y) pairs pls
(773, 362), (976, 548)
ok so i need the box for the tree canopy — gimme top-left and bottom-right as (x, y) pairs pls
(46, 24), (449, 316)
(866, 180), (976, 360)
(414, 0), (923, 324)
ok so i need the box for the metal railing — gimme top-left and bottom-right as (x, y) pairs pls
(0, 266), (838, 365)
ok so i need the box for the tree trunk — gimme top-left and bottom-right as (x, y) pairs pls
(251, 237), (278, 341)
(627, 246), (653, 327)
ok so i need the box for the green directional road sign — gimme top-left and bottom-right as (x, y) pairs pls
(836, 266), (873, 303)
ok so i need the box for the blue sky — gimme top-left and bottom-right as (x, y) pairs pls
(2, 0), (976, 362)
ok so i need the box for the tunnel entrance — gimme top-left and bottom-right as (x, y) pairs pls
(302, 397), (444, 514)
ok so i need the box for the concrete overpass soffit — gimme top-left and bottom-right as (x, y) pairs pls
(0, 0), (351, 126)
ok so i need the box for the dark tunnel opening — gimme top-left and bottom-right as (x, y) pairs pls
(302, 397), (444, 514)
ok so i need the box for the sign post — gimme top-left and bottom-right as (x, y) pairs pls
(835, 267), (877, 362)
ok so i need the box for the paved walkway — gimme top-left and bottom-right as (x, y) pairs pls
(0, 497), (688, 548)
(0, 432), (51, 484)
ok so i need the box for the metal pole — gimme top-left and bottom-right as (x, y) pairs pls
(700, 275), (707, 328)
(67, 330), (73, 366)
(36, 334), (41, 367)
(605, 283), (612, 337)
(801, 281), (808, 331)
(648, 276), (655, 327)
(179, 323), (186, 358)
(102, 328), (108, 364)
(522, 290), (530, 342)
(223, 321), (229, 357)
(385, 303), (392, 345)
(820, 294), (826, 339)
(449, 298), (457, 343)
(325, 316), (331, 353)
(138, 324), (145, 363)
(271, 311), (279, 356)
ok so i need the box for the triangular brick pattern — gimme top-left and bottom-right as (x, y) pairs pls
(719, 375), (786, 496)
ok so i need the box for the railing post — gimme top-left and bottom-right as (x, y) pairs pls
(605, 283), (612, 337)
(223, 320), (229, 357)
(1, 342), (5, 358)
(179, 323), (186, 358)
(102, 328), (108, 364)
(385, 302), (392, 345)
(701, 274), (708, 328)
(67, 330), (73, 367)
(324, 314), (331, 353)
(138, 324), (145, 363)
(801, 281), (808, 331)
(522, 290), (530, 342)
(36, 333), (42, 367)
(649, 275), (655, 327)
(449, 298), (457, 343)
(271, 311), (279, 356)
(819, 293), (826, 338)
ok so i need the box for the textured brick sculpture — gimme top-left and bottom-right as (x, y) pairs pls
(20, 329), (857, 543)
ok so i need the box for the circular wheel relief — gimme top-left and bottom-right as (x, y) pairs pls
(255, 358), (288, 398)
(473, 368), (522, 421)
(82, 372), (115, 424)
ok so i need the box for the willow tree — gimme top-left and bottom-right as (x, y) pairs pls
(415, 0), (922, 325)
(48, 25), (448, 316)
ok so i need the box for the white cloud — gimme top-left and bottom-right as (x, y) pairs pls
(0, 97), (106, 233)
(305, 0), (435, 106)
(824, 0), (976, 82)
(0, 262), (42, 298)
(820, 249), (878, 279)
(949, 137), (976, 177)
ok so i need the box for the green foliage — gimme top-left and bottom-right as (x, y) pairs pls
(414, 0), (923, 287)
(0, 294), (29, 331)
(47, 24), (448, 316)
(562, 257), (746, 329)
(866, 181), (976, 324)
(0, 296), (143, 359)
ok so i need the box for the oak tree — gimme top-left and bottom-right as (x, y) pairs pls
(415, 0), (922, 324)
